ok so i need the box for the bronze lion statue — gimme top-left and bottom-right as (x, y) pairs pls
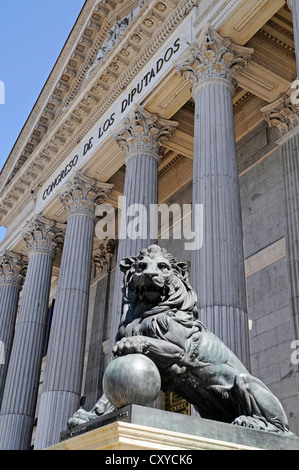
(68, 245), (294, 436)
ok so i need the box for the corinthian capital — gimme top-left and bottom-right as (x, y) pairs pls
(58, 172), (113, 219)
(112, 105), (179, 164)
(0, 250), (26, 288)
(92, 238), (115, 277)
(175, 23), (253, 94)
(22, 215), (62, 258)
(261, 87), (299, 138)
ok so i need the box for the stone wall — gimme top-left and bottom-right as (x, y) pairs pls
(238, 124), (299, 435)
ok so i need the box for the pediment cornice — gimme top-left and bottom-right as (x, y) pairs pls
(0, 0), (98, 191)
(0, 0), (198, 227)
(0, 0), (139, 193)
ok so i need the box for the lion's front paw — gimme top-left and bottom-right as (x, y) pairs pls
(112, 336), (149, 357)
(166, 363), (187, 376)
(232, 415), (268, 431)
(67, 409), (98, 429)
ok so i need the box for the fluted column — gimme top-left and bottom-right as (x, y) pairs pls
(0, 251), (25, 406)
(34, 172), (113, 450)
(262, 92), (299, 373)
(109, 104), (178, 351)
(0, 216), (61, 450)
(287, 0), (299, 77)
(281, 130), (299, 351)
(175, 24), (253, 369)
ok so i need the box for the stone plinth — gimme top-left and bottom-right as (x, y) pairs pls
(47, 405), (299, 451)
(47, 421), (258, 451)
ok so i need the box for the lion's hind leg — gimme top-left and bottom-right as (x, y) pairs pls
(232, 374), (294, 435)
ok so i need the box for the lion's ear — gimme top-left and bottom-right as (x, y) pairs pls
(174, 261), (189, 279)
(177, 261), (188, 271)
(119, 257), (135, 273)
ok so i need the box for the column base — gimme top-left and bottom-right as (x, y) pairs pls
(46, 405), (299, 451)
(0, 413), (33, 450)
(34, 389), (80, 450)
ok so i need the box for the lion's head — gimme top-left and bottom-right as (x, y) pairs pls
(116, 245), (198, 338)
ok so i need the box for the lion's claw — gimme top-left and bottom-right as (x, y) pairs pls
(113, 336), (149, 357)
(67, 409), (98, 429)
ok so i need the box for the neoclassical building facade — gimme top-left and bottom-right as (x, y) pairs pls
(0, 0), (299, 449)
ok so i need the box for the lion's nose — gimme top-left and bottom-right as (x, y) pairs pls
(142, 271), (164, 286)
(143, 271), (157, 282)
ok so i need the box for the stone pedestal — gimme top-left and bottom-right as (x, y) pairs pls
(47, 405), (299, 451)
(48, 421), (259, 451)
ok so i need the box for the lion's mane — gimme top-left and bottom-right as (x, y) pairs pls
(116, 246), (201, 341)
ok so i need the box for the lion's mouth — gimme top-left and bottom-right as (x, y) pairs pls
(138, 283), (168, 302)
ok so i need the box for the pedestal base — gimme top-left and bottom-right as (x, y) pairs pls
(47, 420), (258, 450)
(46, 405), (299, 451)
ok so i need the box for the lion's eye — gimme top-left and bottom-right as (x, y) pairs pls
(137, 263), (147, 271)
(158, 263), (169, 270)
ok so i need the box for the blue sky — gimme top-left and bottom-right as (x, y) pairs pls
(0, 0), (86, 243)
